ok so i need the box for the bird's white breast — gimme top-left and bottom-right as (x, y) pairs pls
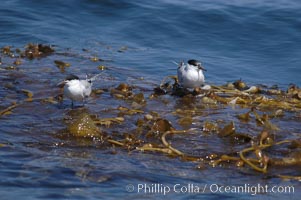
(80, 80), (92, 97)
(177, 64), (205, 88)
(64, 80), (86, 101)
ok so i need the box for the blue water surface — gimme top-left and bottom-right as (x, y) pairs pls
(1, 0), (301, 85)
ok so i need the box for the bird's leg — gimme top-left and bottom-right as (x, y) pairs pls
(197, 69), (202, 89)
(82, 96), (87, 107)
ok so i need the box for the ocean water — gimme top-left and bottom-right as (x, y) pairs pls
(1, 0), (301, 85)
(0, 0), (300, 199)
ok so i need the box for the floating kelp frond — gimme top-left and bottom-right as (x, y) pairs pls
(94, 117), (125, 127)
(287, 84), (301, 100)
(202, 121), (219, 133)
(117, 106), (144, 116)
(237, 111), (251, 122)
(271, 151), (301, 166)
(277, 175), (301, 181)
(54, 60), (71, 72)
(133, 93), (146, 105)
(233, 79), (248, 90)
(21, 89), (33, 101)
(90, 56), (104, 62)
(0, 102), (19, 116)
(0, 143), (6, 148)
(65, 110), (103, 139)
(13, 58), (22, 65)
(218, 121), (235, 137)
(98, 65), (107, 71)
(1, 46), (12, 55)
(161, 131), (185, 156)
(116, 83), (131, 92)
(21, 43), (54, 59)
(172, 108), (203, 117)
(151, 118), (174, 135)
(177, 116), (193, 127)
(111, 83), (133, 99)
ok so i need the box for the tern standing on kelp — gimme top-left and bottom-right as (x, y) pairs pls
(58, 74), (93, 108)
(177, 59), (206, 89)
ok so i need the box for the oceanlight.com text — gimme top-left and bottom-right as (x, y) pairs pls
(126, 183), (295, 196)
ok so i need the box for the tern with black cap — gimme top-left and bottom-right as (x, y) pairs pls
(177, 59), (206, 89)
(58, 74), (100, 108)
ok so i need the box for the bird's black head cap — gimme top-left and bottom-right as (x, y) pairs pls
(65, 74), (79, 81)
(188, 59), (201, 66)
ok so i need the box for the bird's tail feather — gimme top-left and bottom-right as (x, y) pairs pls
(172, 60), (179, 66)
(86, 73), (103, 82)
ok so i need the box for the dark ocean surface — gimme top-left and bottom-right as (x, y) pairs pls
(0, 0), (300, 199)
(1, 0), (301, 85)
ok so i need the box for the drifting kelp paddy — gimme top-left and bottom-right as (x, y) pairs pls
(1, 44), (301, 184)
